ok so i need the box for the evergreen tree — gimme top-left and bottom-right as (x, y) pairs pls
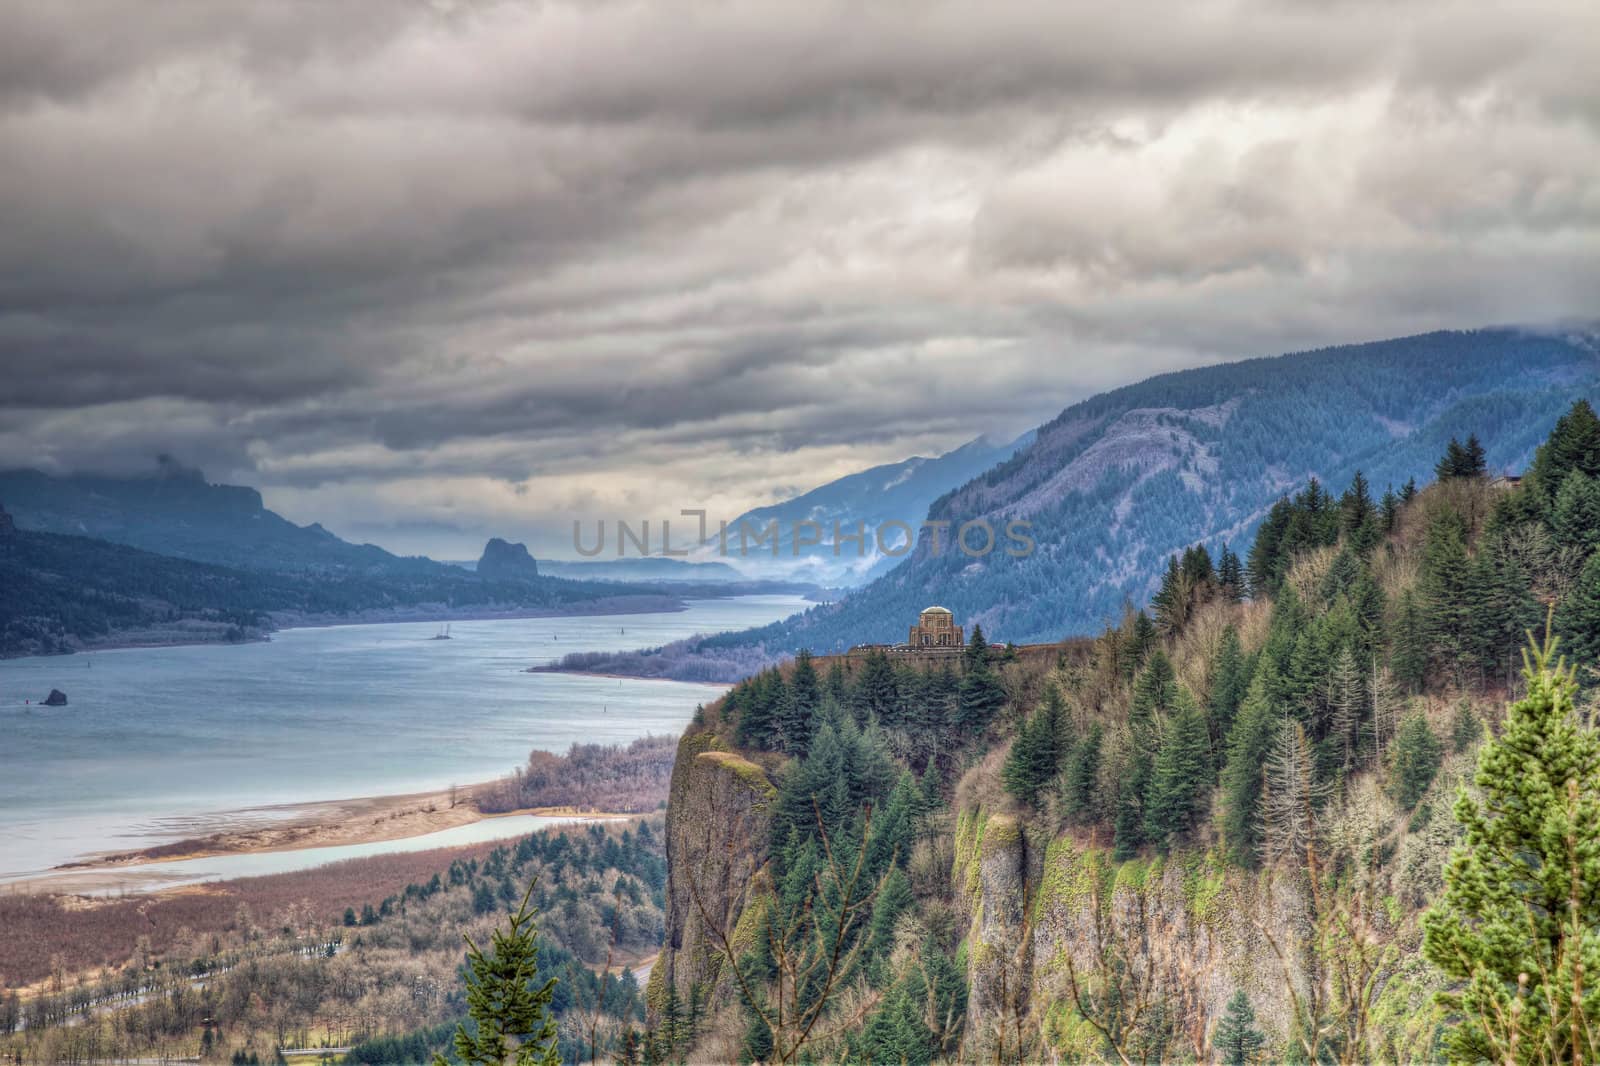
(1218, 544), (1245, 603)
(955, 624), (1006, 734)
(1388, 712), (1443, 809)
(1391, 589), (1430, 693)
(1064, 724), (1104, 824)
(1555, 553), (1600, 671)
(1326, 646), (1365, 774)
(1380, 486), (1401, 532)
(1341, 470), (1380, 553)
(1208, 626), (1250, 755)
(1248, 498), (1293, 596)
(1422, 635), (1600, 1064)
(778, 650), (818, 754)
(1551, 470), (1600, 556)
(1113, 750), (1152, 860)
(859, 970), (935, 1065)
(1220, 670), (1279, 867)
(1126, 610), (1159, 674)
(854, 650), (898, 726)
(1531, 398), (1600, 505)
(734, 670), (780, 749)
(1215, 989), (1267, 1065)
(437, 882), (560, 1066)
(1436, 435), (1488, 479)
(1401, 477), (1419, 503)
(1143, 698), (1212, 848)
(1153, 554), (1193, 636)
(1002, 685), (1069, 807)
(1131, 649), (1180, 725)
(1418, 510), (1475, 683)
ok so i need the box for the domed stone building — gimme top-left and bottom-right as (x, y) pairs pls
(909, 605), (963, 648)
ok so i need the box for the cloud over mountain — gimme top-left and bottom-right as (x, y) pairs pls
(0, 0), (1594, 557)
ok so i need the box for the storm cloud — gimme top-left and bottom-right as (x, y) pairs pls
(0, 0), (1595, 556)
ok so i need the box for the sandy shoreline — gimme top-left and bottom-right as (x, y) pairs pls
(53, 781), (631, 875)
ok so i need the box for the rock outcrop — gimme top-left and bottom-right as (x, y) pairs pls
(476, 537), (540, 582)
(954, 806), (1315, 1059)
(0, 501), (14, 536)
(43, 689), (68, 706)
(648, 729), (777, 1020)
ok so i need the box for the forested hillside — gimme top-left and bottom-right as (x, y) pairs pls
(0, 462), (454, 577)
(642, 400), (1600, 1063)
(0, 509), (680, 657)
(720, 327), (1597, 655)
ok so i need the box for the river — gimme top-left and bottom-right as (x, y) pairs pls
(0, 594), (803, 884)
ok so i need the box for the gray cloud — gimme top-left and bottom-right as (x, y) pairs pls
(0, 0), (1595, 558)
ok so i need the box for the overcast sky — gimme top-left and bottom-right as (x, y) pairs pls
(1, 0), (1595, 558)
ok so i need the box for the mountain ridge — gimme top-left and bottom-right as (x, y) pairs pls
(697, 326), (1599, 655)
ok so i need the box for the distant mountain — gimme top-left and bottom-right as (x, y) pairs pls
(0, 462), (449, 577)
(718, 326), (1598, 654)
(713, 432), (1033, 585)
(0, 502), (685, 658)
(477, 538), (540, 582)
(536, 557), (747, 583)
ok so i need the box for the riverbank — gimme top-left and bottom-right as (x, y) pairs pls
(52, 782), (629, 875)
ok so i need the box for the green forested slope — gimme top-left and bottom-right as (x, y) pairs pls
(644, 401), (1600, 1063)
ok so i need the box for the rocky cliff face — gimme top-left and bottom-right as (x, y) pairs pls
(648, 728), (777, 1018)
(476, 537), (540, 581)
(953, 805), (1313, 1059)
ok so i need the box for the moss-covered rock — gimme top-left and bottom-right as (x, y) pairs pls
(1016, 834), (1312, 1061)
(651, 728), (778, 1027)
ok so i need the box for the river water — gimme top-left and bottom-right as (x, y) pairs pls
(0, 595), (802, 884)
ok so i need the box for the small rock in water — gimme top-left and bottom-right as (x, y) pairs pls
(43, 688), (68, 707)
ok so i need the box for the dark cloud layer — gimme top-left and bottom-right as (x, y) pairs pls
(0, 0), (1595, 557)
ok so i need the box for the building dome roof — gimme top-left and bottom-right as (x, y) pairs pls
(922, 605), (952, 615)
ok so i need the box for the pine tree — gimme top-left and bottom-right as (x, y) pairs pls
(778, 651), (819, 754)
(1126, 610), (1158, 674)
(1143, 698), (1212, 848)
(1064, 724), (1103, 824)
(1218, 544), (1245, 603)
(1003, 685), (1070, 807)
(1341, 470), (1380, 553)
(1465, 433), (1488, 477)
(1153, 554), (1194, 636)
(955, 624), (1005, 734)
(1437, 435), (1488, 479)
(1555, 553), (1600, 671)
(1380, 486), (1401, 532)
(1422, 634), (1600, 1064)
(1220, 670), (1280, 867)
(1552, 470), (1600, 556)
(438, 881), (560, 1066)
(1391, 589), (1430, 693)
(1214, 989), (1267, 1065)
(1419, 510), (1475, 683)
(1387, 712), (1443, 809)
(854, 650), (898, 726)
(1131, 649), (1179, 725)
(1208, 626), (1250, 755)
(734, 669), (780, 749)
(1114, 750), (1152, 861)
(1531, 398), (1600, 505)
